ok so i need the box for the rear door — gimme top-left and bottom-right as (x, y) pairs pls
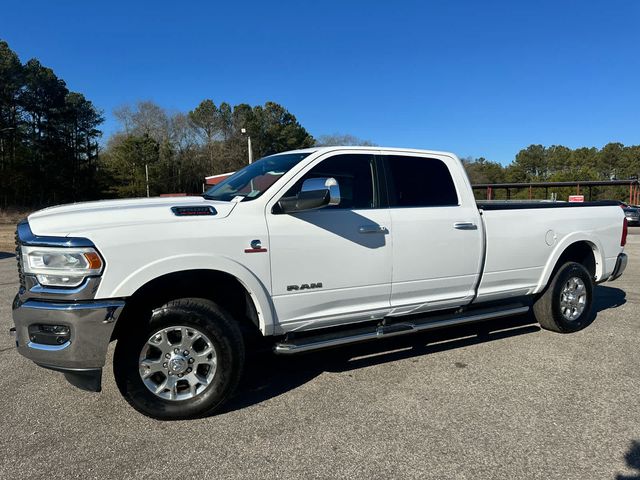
(383, 153), (483, 315)
(266, 152), (393, 330)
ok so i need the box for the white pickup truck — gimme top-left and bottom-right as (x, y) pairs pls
(11, 147), (628, 419)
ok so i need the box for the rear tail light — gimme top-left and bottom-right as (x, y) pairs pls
(621, 217), (628, 247)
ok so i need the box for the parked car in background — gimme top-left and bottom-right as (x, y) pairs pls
(616, 202), (640, 226)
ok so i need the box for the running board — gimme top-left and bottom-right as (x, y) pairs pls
(274, 305), (530, 355)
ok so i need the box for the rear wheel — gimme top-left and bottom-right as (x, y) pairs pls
(533, 262), (594, 333)
(114, 298), (244, 420)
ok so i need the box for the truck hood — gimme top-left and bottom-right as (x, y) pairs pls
(28, 196), (237, 237)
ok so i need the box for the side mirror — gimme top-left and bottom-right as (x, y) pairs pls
(277, 177), (341, 213)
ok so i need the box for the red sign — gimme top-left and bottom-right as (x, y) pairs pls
(568, 195), (585, 203)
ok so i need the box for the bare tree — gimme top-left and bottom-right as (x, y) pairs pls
(113, 101), (170, 143)
(315, 133), (376, 147)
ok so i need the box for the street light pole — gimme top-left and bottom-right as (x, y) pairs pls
(241, 128), (253, 165)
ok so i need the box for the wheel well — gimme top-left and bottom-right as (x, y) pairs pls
(111, 269), (261, 340)
(554, 241), (597, 279)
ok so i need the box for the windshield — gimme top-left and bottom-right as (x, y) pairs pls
(202, 152), (313, 202)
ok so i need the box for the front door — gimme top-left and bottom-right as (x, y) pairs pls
(266, 152), (393, 331)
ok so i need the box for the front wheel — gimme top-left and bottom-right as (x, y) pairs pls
(533, 262), (594, 333)
(114, 298), (245, 420)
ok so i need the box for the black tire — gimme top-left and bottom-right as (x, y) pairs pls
(533, 261), (594, 333)
(114, 298), (244, 420)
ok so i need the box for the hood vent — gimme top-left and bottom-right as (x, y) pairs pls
(171, 206), (217, 217)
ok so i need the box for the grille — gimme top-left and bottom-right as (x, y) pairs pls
(15, 229), (25, 290)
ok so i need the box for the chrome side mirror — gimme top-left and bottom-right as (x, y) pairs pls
(277, 177), (341, 213)
(300, 177), (341, 206)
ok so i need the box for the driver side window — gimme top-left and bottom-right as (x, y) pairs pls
(283, 154), (376, 209)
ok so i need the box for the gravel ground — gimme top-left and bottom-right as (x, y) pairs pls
(0, 231), (638, 480)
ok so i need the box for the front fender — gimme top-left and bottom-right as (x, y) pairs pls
(98, 254), (277, 336)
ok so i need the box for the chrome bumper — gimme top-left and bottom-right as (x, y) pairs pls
(609, 253), (628, 282)
(12, 296), (125, 372)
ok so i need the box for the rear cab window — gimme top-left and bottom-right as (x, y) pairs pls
(384, 154), (459, 207)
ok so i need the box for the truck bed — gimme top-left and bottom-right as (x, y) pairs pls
(476, 200), (620, 210)
(474, 199), (623, 303)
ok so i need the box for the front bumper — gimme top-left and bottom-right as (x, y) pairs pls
(609, 253), (628, 282)
(12, 296), (125, 389)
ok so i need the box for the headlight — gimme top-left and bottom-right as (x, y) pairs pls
(21, 245), (104, 287)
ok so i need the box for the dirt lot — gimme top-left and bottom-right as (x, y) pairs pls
(0, 224), (15, 254)
(0, 230), (638, 479)
(0, 209), (29, 252)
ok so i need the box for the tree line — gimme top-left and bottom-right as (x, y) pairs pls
(101, 99), (315, 197)
(101, 104), (381, 197)
(0, 40), (103, 207)
(463, 143), (640, 201)
(0, 40), (318, 205)
(1, 39), (639, 208)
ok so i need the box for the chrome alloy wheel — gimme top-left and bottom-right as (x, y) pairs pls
(138, 326), (217, 401)
(559, 276), (587, 321)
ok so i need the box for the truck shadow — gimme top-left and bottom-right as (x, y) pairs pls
(0, 252), (15, 259)
(223, 286), (627, 415)
(617, 440), (640, 480)
(593, 285), (626, 312)
(291, 209), (388, 248)
(223, 315), (540, 414)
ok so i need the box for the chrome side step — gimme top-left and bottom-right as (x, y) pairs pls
(274, 305), (530, 355)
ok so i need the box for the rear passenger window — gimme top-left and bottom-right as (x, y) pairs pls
(385, 155), (458, 207)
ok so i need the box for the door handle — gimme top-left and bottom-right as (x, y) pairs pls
(359, 225), (387, 234)
(453, 222), (477, 230)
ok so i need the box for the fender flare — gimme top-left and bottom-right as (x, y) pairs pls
(533, 232), (605, 295)
(109, 254), (277, 336)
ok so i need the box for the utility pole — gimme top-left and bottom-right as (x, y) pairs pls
(145, 164), (150, 198)
(241, 128), (253, 164)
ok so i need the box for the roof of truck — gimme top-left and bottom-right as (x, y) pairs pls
(273, 146), (457, 158)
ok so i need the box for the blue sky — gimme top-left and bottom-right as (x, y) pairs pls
(3, 0), (639, 163)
